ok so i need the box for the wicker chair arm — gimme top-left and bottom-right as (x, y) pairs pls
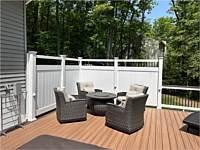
(80, 91), (88, 94)
(95, 89), (103, 92)
(65, 99), (86, 105)
(107, 103), (125, 112)
(78, 91), (88, 99)
(71, 95), (83, 99)
(117, 92), (127, 97)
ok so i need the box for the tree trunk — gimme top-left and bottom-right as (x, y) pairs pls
(61, 5), (65, 54)
(107, 24), (113, 59)
(138, 10), (145, 58)
(107, 1), (115, 59)
(171, 0), (180, 22)
(40, 1), (44, 31)
(32, 1), (39, 51)
(113, 2), (117, 57)
(46, 3), (50, 31)
(56, 0), (60, 56)
(127, 13), (134, 59)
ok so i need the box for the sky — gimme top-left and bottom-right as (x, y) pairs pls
(146, 0), (174, 24)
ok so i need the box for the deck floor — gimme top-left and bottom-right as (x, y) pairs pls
(1, 108), (199, 149)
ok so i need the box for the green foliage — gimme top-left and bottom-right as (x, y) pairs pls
(27, 0), (156, 59)
(26, 0), (199, 86)
(154, 0), (199, 86)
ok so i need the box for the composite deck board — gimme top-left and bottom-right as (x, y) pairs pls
(178, 111), (200, 149)
(165, 110), (178, 149)
(175, 111), (193, 149)
(2, 113), (55, 148)
(160, 110), (171, 149)
(0, 108), (199, 150)
(169, 109), (185, 149)
(126, 107), (149, 149)
(135, 108), (152, 149)
(155, 109), (163, 149)
(76, 117), (104, 143)
(83, 118), (106, 144)
(147, 108), (156, 149)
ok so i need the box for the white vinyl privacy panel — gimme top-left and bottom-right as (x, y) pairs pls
(65, 66), (80, 95)
(36, 66), (61, 116)
(118, 67), (159, 106)
(81, 66), (115, 93)
(30, 55), (161, 119)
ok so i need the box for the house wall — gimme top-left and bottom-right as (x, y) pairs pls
(142, 38), (166, 59)
(0, 1), (26, 132)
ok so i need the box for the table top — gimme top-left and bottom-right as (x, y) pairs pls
(86, 92), (116, 100)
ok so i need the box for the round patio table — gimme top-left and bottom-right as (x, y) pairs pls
(86, 92), (116, 115)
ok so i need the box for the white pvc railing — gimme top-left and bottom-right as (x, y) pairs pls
(26, 52), (164, 121)
(162, 85), (200, 111)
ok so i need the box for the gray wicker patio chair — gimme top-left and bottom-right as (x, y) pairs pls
(76, 82), (102, 99)
(116, 84), (148, 109)
(54, 88), (87, 123)
(183, 111), (200, 131)
(105, 94), (149, 134)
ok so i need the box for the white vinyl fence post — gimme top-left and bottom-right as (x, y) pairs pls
(114, 57), (118, 93)
(157, 57), (163, 109)
(78, 57), (82, 81)
(26, 51), (37, 121)
(60, 55), (66, 88)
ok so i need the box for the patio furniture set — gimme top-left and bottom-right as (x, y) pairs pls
(54, 82), (149, 134)
(54, 82), (199, 134)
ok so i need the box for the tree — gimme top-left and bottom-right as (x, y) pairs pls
(153, 0), (200, 86)
(170, 0), (199, 86)
(26, 0), (155, 59)
(56, 0), (60, 56)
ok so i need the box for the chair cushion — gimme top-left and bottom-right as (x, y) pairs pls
(127, 93), (144, 98)
(130, 84), (145, 93)
(119, 93), (145, 108)
(117, 96), (126, 102)
(68, 95), (75, 101)
(83, 87), (95, 92)
(79, 82), (94, 91)
(57, 87), (70, 102)
(126, 90), (138, 96)
(117, 96), (127, 108)
(118, 100), (127, 108)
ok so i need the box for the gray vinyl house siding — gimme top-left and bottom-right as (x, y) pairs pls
(0, 1), (27, 132)
(0, 1), (26, 93)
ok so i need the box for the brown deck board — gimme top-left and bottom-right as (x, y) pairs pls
(165, 110), (178, 149)
(78, 116), (104, 142)
(169, 110), (185, 149)
(138, 108), (152, 149)
(155, 109), (163, 149)
(160, 109), (171, 149)
(147, 108), (156, 149)
(83, 118), (106, 143)
(178, 111), (200, 149)
(1, 108), (199, 150)
(175, 111), (193, 149)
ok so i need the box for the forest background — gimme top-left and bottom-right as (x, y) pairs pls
(26, 0), (199, 87)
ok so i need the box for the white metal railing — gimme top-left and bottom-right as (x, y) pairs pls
(162, 85), (200, 91)
(118, 59), (158, 62)
(162, 85), (200, 111)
